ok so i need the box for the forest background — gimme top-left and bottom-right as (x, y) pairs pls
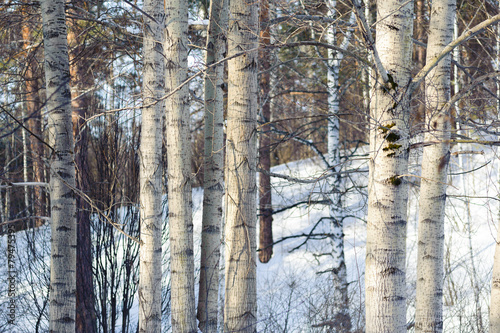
(2, 0), (500, 332)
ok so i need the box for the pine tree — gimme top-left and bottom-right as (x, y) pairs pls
(258, 0), (274, 265)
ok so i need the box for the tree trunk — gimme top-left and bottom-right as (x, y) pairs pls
(40, 0), (77, 331)
(326, 3), (355, 331)
(223, 0), (259, 330)
(139, 0), (165, 331)
(4, 137), (12, 223)
(362, 0), (372, 114)
(22, 2), (46, 228)
(492, 225), (500, 330)
(164, 0), (196, 330)
(365, 0), (414, 331)
(416, 0), (426, 68)
(414, 0), (427, 129)
(258, 0), (274, 265)
(66, 10), (99, 331)
(491, 209), (500, 330)
(414, 1), (455, 332)
(197, 0), (228, 330)
(415, 0), (456, 332)
(491, 11), (500, 332)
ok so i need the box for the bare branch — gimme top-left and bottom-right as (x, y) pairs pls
(411, 13), (500, 92)
(350, 0), (389, 82)
(259, 168), (368, 184)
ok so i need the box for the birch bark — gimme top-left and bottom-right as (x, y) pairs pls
(139, 0), (165, 331)
(365, 0), (413, 331)
(40, 0), (77, 331)
(492, 231), (500, 330)
(197, 0), (228, 330)
(491, 191), (500, 329)
(415, 1), (455, 332)
(164, 0), (196, 330)
(490, 7), (500, 331)
(325, 5), (355, 330)
(223, 0), (259, 329)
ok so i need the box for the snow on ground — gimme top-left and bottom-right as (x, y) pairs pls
(1, 141), (499, 332)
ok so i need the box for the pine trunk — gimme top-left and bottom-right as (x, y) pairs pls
(365, 0), (413, 331)
(258, 0), (274, 264)
(165, 0), (196, 330)
(139, 0), (165, 331)
(22, 5), (46, 227)
(41, 0), (77, 331)
(67, 11), (98, 331)
(414, 1), (455, 332)
(197, 0), (227, 330)
(223, 0), (259, 329)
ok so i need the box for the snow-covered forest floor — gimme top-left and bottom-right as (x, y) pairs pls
(1, 137), (498, 332)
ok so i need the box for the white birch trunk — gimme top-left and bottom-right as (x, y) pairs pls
(40, 0), (77, 331)
(365, 0), (413, 331)
(0, 180), (5, 228)
(139, 0), (165, 331)
(414, 1), (455, 332)
(326, 3), (355, 330)
(491, 223), (500, 330)
(490, 10), (500, 332)
(4, 139), (11, 224)
(21, 104), (30, 218)
(223, 0), (259, 329)
(165, 0), (196, 330)
(197, 0), (228, 330)
(451, 17), (483, 331)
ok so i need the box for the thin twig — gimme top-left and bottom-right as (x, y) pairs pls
(396, 174), (458, 190)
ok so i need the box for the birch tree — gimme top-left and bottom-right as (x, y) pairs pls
(362, 0), (413, 331)
(490, 3), (500, 328)
(325, 5), (355, 330)
(224, 0), (259, 330)
(197, 0), (228, 330)
(491, 191), (500, 328)
(139, 0), (165, 331)
(40, 0), (77, 331)
(491, 4), (500, 329)
(165, 0), (196, 330)
(415, 0), (455, 331)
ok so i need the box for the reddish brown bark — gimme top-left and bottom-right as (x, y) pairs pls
(414, 0), (427, 126)
(68, 22), (97, 333)
(258, 0), (273, 264)
(22, 3), (46, 228)
(416, 0), (426, 67)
